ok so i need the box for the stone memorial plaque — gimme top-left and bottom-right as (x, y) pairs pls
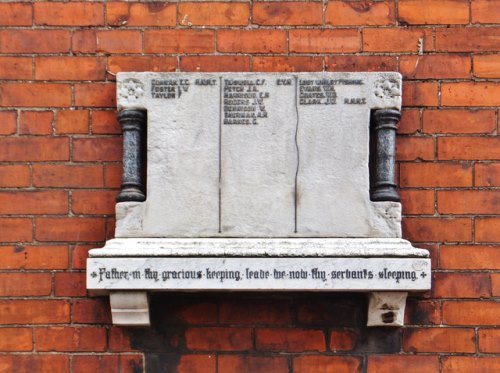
(87, 72), (431, 327)
(115, 72), (403, 238)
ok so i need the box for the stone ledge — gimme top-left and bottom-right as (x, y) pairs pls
(89, 237), (429, 258)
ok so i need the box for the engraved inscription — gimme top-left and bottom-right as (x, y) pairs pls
(151, 79), (190, 99)
(223, 79), (270, 125)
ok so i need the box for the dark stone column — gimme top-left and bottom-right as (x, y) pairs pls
(117, 109), (146, 202)
(371, 109), (400, 202)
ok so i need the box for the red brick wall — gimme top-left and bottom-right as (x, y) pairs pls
(0, 1), (499, 372)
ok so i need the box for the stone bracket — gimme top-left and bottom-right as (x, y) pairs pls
(367, 291), (408, 327)
(110, 291), (150, 326)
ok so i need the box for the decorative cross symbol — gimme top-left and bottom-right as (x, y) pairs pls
(420, 272), (427, 278)
(91, 272), (98, 278)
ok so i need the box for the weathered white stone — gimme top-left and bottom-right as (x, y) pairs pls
(88, 257), (430, 292)
(367, 291), (408, 327)
(109, 291), (150, 326)
(115, 72), (403, 238)
(89, 237), (429, 258)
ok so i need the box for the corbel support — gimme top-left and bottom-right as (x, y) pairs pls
(109, 291), (150, 326)
(367, 291), (407, 327)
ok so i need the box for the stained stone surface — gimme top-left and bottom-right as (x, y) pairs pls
(115, 72), (403, 238)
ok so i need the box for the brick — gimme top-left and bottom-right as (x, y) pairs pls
(72, 190), (117, 215)
(36, 217), (106, 242)
(220, 299), (291, 324)
(145, 30), (214, 54)
(441, 245), (500, 269)
(185, 327), (252, 351)
(474, 55), (500, 78)
(33, 164), (103, 188)
(399, 0), (469, 24)
(479, 329), (500, 353)
(95, 31), (142, 54)
(256, 328), (325, 352)
(433, 272), (491, 298)
(472, 0), (500, 23)
(396, 137), (434, 161)
(443, 301), (500, 325)
(475, 163), (500, 186)
(493, 274), (500, 296)
(109, 327), (138, 352)
(218, 30), (286, 53)
(403, 82), (438, 106)
(326, 55), (397, 72)
(36, 327), (106, 352)
(73, 138), (122, 162)
(0, 30), (70, 53)
(297, 299), (362, 326)
(105, 164), (122, 188)
(180, 2), (249, 26)
(75, 83), (116, 108)
(295, 356), (362, 373)
(71, 299), (112, 324)
(0, 328), (32, 351)
(0, 165), (30, 187)
(405, 299), (441, 325)
(400, 162), (472, 187)
(0, 273), (51, 296)
(442, 82), (500, 106)
(403, 327), (474, 353)
(0, 3), (32, 26)
(178, 355), (216, 373)
(0, 218), (32, 242)
(254, 2), (322, 25)
(56, 110), (89, 134)
(398, 109), (420, 135)
(35, 2), (104, 26)
(0, 111), (17, 135)
(289, 29), (359, 53)
(253, 56), (322, 72)
(55, 272), (86, 297)
(438, 190), (500, 214)
(0, 355), (69, 373)
(107, 2), (176, 26)
(400, 190), (435, 215)
(436, 27), (500, 52)
(0, 245), (68, 270)
(91, 111), (120, 134)
(0, 300), (69, 324)
(219, 356), (287, 373)
(442, 357), (500, 373)
(400, 55), (470, 79)
(363, 28), (432, 52)
(181, 56), (251, 72)
(476, 218), (500, 242)
(36, 57), (105, 81)
(438, 137), (500, 160)
(368, 356), (439, 373)
(402, 217), (472, 242)
(0, 83), (71, 107)
(423, 109), (495, 134)
(0, 57), (32, 80)
(174, 301), (217, 325)
(72, 245), (93, 270)
(330, 329), (357, 351)
(108, 56), (177, 75)
(327, 1), (394, 26)
(19, 111), (53, 135)
(72, 30), (97, 54)
(0, 190), (68, 214)
(72, 355), (143, 373)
